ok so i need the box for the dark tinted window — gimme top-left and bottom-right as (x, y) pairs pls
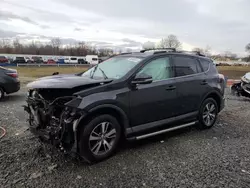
(174, 56), (201, 77)
(92, 58), (98, 61)
(71, 58), (77, 60)
(16, 57), (25, 60)
(199, 59), (210, 71)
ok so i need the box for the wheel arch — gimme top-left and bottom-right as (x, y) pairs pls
(200, 91), (222, 111)
(75, 104), (130, 144)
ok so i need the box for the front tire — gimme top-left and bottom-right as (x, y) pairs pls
(198, 98), (218, 129)
(0, 87), (5, 101)
(79, 114), (121, 163)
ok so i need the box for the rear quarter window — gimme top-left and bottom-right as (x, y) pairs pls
(199, 59), (210, 72)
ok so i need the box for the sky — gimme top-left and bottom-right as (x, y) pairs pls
(0, 0), (249, 56)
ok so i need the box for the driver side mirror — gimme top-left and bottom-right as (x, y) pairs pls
(131, 73), (153, 85)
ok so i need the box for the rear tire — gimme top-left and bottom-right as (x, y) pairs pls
(0, 87), (5, 101)
(198, 98), (218, 129)
(79, 114), (121, 163)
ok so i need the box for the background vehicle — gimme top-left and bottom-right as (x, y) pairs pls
(69, 57), (78, 64)
(13, 57), (26, 64)
(57, 58), (65, 64)
(25, 49), (225, 163)
(86, 55), (98, 64)
(47, 59), (56, 64)
(24, 57), (33, 63)
(231, 72), (250, 97)
(0, 66), (20, 100)
(31, 56), (44, 64)
(0, 56), (9, 63)
(78, 58), (87, 64)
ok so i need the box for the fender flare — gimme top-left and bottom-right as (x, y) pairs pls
(199, 90), (222, 110)
(75, 104), (130, 135)
(88, 104), (130, 129)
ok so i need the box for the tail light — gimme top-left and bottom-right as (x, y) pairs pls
(6, 72), (18, 78)
(218, 74), (225, 83)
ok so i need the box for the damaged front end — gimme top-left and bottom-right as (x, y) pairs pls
(24, 88), (84, 155)
(231, 72), (250, 97)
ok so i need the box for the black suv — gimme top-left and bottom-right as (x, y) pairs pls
(24, 49), (225, 163)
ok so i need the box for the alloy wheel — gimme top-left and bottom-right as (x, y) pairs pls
(202, 102), (216, 126)
(89, 122), (117, 156)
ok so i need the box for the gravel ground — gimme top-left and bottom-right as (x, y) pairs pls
(0, 88), (250, 188)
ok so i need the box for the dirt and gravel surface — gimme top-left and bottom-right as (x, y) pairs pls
(0, 88), (250, 188)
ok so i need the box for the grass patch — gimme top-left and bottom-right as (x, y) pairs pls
(16, 67), (88, 78)
(217, 66), (250, 79)
(15, 65), (250, 80)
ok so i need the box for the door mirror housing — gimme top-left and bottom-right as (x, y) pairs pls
(131, 73), (153, 85)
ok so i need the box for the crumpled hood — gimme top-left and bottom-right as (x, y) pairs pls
(244, 72), (250, 80)
(27, 74), (113, 89)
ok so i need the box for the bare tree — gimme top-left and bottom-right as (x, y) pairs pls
(192, 47), (204, 53)
(0, 39), (12, 53)
(51, 37), (61, 55)
(13, 38), (23, 53)
(246, 43), (250, 53)
(98, 48), (114, 56)
(158, 34), (182, 49)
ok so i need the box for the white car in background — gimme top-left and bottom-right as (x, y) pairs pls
(69, 57), (78, 64)
(86, 55), (98, 64)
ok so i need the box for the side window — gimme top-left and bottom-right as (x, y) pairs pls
(138, 57), (172, 81)
(173, 56), (201, 77)
(199, 59), (210, 72)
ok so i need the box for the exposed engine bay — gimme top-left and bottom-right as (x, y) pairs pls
(231, 72), (250, 98)
(24, 88), (82, 154)
(23, 73), (113, 156)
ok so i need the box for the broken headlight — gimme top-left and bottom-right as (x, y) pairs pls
(241, 76), (250, 83)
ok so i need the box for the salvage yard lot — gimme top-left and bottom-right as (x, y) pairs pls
(1, 67), (250, 187)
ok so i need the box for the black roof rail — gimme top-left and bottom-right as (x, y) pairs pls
(177, 50), (206, 57)
(140, 48), (176, 53)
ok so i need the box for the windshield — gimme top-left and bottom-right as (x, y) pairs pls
(81, 56), (143, 79)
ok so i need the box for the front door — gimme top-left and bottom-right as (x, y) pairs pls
(129, 56), (178, 127)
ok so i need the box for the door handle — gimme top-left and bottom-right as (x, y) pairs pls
(200, 80), (208, 85)
(165, 85), (176, 90)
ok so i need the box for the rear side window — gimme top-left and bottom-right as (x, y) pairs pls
(173, 56), (202, 77)
(71, 58), (77, 60)
(92, 58), (98, 61)
(199, 59), (210, 72)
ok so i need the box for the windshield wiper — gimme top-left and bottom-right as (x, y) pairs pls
(90, 65), (98, 78)
(99, 68), (108, 79)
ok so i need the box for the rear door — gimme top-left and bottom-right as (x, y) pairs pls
(129, 55), (178, 126)
(172, 55), (207, 115)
